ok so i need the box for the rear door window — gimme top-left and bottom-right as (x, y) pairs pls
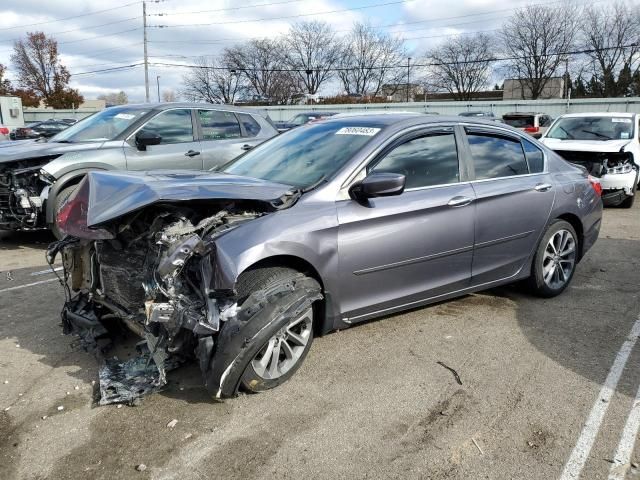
(503, 116), (535, 128)
(369, 133), (459, 189)
(237, 113), (261, 137)
(522, 139), (544, 173)
(466, 131), (529, 179)
(198, 110), (242, 140)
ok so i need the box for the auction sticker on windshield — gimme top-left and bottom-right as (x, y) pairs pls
(335, 127), (381, 136)
(612, 118), (632, 123)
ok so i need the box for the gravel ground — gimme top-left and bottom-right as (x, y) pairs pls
(0, 201), (638, 480)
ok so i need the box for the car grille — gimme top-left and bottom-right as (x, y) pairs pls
(96, 242), (147, 312)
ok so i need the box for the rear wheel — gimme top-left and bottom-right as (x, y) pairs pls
(527, 220), (578, 297)
(51, 185), (77, 240)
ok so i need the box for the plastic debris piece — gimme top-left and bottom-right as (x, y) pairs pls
(167, 419), (178, 428)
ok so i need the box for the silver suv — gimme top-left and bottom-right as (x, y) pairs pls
(0, 103), (277, 237)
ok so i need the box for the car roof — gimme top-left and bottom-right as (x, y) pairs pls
(503, 112), (545, 116)
(112, 102), (264, 115)
(321, 112), (506, 129)
(559, 112), (636, 118)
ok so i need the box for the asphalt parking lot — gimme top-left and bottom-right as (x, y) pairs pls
(0, 202), (638, 480)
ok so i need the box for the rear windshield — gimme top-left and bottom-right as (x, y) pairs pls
(546, 116), (634, 141)
(503, 116), (535, 128)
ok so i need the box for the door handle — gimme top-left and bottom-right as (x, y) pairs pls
(185, 150), (200, 157)
(447, 196), (473, 207)
(534, 183), (553, 192)
(241, 144), (253, 151)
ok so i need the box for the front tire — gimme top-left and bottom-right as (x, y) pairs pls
(527, 220), (578, 297)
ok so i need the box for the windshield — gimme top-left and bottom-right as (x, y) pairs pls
(503, 115), (535, 128)
(223, 122), (382, 187)
(49, 106), (150, 143)
(546, 116), (634, 141)
(289, 114), (312, 126)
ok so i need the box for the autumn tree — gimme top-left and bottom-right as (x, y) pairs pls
(162, 89), (176, 102)
(98, 91), (128, 105)
(11, 32), (83, 108)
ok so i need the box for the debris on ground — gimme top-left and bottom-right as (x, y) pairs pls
(472, 438), (484, 455)
(166, 419), (178, 428)
(436, 361), (463, 385)
(57, 406), (64, 411)
(135, 464), (147, 472)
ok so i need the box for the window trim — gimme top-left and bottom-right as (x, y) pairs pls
(236, 112), (262, 138)
(126, 107), (197, 145)
(461, 124), (549, 181)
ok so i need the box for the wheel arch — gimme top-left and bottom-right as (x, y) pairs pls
(555, 213), (584, 260)
(45, 168), (107, 224)
(238, 254), (331, 336)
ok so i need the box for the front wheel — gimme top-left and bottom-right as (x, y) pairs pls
(527, 220), (578, 297)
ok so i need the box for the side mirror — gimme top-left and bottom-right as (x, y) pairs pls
(135, 130), (162, 151)
(350, 172), (406, 200)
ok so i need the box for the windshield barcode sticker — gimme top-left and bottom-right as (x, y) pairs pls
(335, 127), (381, 136)
(114, 113), (136, 120)
(612, 118), (632, 123)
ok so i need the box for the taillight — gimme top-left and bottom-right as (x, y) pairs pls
(0, 127), (9, 135)
(524, 126), (539, 133)
(56, 177), (113, 239)
(588, 175), (602, 197)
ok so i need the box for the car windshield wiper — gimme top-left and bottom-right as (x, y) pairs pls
(581, 129), (612, 140)
(54, 139), (74, 143)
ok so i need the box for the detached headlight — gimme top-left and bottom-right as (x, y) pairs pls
(605, 163), (633, 174)
(39, 168), (56, 184)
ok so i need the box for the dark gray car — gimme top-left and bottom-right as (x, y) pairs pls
(50, 114), (602, 403)
(0, 103), (277, 236)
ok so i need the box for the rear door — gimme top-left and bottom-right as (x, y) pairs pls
(124, 108), (203, 170)
(337, 127), (476, 322)
(462, 127), (555, 285)
(196, 109), (261, 170)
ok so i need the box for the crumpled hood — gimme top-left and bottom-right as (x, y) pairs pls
(540, 138), (631, 153)
(84, 170), (296, 227)
(0, 140), (105, 163)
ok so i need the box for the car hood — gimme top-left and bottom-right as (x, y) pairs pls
(0, 140), (104, 163)
(540, 138), (631, 153)
(84, 170), (297, 227)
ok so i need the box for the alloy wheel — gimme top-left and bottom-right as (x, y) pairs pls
(542, 229), (576, 290)
(251, 307), (313, 380)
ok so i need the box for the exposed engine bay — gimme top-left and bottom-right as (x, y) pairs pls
(553, 150), (637, 178)
(0, 156), (57, 229)
(48, 200), (321, 404)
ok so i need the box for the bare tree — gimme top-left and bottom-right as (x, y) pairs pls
(337, 23), (407, 97)
(581, 2), (640, 96)
(162, 89), (176, 102)
(181, 56), (243, 104)
(501, 4), (579, 99)
(281, 21), (341, 94)
(427, 33), (495, 101)
(11, 32), (82, 108)
(0, 64), (12, 95)
(225, 39), (298, 103)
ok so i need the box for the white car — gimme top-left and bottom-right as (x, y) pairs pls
(540, 112), (640, 208)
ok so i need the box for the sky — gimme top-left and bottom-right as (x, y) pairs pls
(0, 0), (598, 102)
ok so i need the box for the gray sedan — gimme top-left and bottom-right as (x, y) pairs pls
(51, 113), (602, 403)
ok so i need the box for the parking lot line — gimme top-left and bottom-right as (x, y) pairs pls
(0, 278), (58, 293)
(608, 374), (640, 479)
(559, 315), (640, 480)
(30, 267), (63, 276)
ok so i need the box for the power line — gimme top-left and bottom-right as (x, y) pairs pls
(151, 0), (306, 16)
(72, 63), (143, 77)
(151, 0), (417, 28)
(0, 1), (142, 31)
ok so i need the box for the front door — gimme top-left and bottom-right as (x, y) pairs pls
(463, 128), (555, 285)
(124, 108), (203, 170)
(337, 128), (476, 323)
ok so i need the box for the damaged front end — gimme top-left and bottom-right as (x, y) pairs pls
(48, 173), (303, 404)
(0, 157), (57, 230)
(553, 149), (638, 205)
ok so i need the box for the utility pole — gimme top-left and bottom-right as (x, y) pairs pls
(406, 57), (411, 103)
(156, 75), (161, 102)
(143, 1), (150, 102)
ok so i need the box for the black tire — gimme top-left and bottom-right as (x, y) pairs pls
(619, 194), (635, 209)
(51, 185), (77, 240)
(205, 267), (322, 398)
(527, 219), (579, 298)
